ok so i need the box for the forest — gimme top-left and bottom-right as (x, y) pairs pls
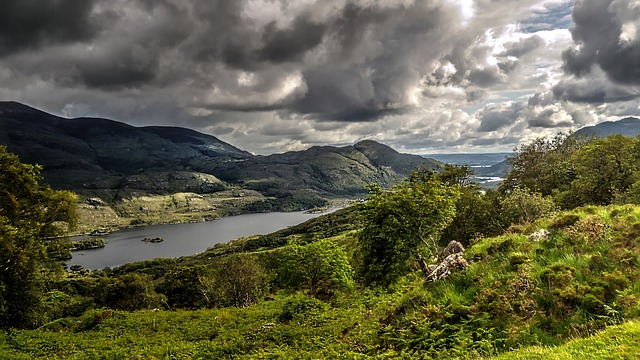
(2, 133), (640, 358)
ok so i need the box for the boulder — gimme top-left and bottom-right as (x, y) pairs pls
(441, 240), (465, 259)
(528, 229), (550, 242)
(425, 253), (468, 283)
(423, 240), (468, 283)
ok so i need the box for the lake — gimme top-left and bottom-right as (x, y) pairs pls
(69, 211), (329, 269)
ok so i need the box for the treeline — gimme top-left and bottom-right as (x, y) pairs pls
(440, 133), (640, 246)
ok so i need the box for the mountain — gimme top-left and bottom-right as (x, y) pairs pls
(573, 117), (640, 138)
(0, 102), (250, 190)
(214, 140), (435, 197)
(0, 102), (438, 201)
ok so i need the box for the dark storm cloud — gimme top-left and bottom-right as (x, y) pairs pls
(0, 0), (589, 154)
(468, 68), (503, 88)
(501, 35), (544, 58)
(553, 80), (607, 103)
(476, 102), (526, 132)
(553, 74), (640, 103)
(257, 18), (326, 64)
(0, 0), (99, 55)
(0, 0), (525, 120)
(528, 108), (573, 128)
(562, 0), (640, 86)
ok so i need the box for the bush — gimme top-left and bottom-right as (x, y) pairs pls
(501, 187), (557, 225)
(275, 240), (353, 300)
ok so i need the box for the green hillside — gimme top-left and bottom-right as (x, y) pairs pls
(1, 203), (640, 359)
(4, 133), (640, 358)
(489, 320), (640, 360)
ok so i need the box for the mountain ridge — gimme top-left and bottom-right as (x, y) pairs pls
(573, 117), (640, 138)
(0, 101), (438, 203)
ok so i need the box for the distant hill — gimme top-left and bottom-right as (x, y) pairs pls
(573, 117), (640, 138)
(214, 139), (437, 197)
(424, 153), (512, 181)
(0, 102), (438, 200)
(470, 117), (640, 180)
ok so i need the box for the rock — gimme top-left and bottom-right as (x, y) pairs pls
(425, 253), (468, 283)
(528, 229), (550, 242)
(441, 240), (465, 260)
(424, 240), (468, 283)
(86, 197), (106, 206)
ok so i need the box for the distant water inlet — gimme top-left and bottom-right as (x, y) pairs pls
(69, 211), (328, 269)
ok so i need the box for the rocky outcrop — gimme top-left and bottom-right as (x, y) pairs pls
(423, 240), (469, 283)
(528, 229), (550, 242)
(440, 240), (465, 260)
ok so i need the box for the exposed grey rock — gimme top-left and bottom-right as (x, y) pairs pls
(441, 240), (465, 260)
(425, 253), (468, 283)
(528, 229), (550, 242)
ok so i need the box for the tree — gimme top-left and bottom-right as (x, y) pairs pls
(500, 187), (557, 225)
(277, 239), (354, 300)
(440, 188), (504, 246)
(0, 146), (77, 328)
(158, 265), (218, 309)
(357, 168), (460, 286)
(567, 135), (639, 206)
(436, 165), (503, 246)
(217, 254), (266, 308)
(106, 273), (165, 311)
(502, 133), (588, 198)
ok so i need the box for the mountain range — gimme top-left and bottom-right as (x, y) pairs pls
(0, 102), (438, 206)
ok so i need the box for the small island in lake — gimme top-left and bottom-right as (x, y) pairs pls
(70, 238), (106, 251)
(142, 237), (164, 243)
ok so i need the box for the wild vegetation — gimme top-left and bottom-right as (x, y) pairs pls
(2, 133), (640, 358)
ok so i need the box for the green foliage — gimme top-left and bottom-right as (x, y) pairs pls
(437, 164), (505, 245)
(202, 206), (362, 256)
(275, 239), (354, 300)
(70, 237), (105, 251)
(159, 255), (266, 309)
(501, 187), (558, 225)
(0, 146), (77, 328)
(158, 265), (216, 309)
(278, 294), (329, 323)
(1, 205), (640, 358)
(502, 133), (587, 197)
(358, 168), (460, 285)
(489, 320), (640, 359)
(502, 134), (640, 210)
(216, 254), (267, 308)
(105, 273), (165, 311)
(442, 187), (504, 246)
(567, 135), (640, 206)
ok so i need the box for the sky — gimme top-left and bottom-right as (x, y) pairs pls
(1, 0), (639, 155)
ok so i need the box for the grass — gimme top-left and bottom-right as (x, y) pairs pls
(4, 204), (640, 359)
(488, 320), (640, 359)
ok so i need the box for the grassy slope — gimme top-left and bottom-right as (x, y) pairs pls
(489, 320), (640, 360)
(3, 205), (640, 359)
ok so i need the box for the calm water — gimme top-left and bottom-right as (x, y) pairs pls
(69, 211), (327, 269)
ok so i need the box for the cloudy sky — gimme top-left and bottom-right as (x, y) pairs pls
(1, 0), (639, 154)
